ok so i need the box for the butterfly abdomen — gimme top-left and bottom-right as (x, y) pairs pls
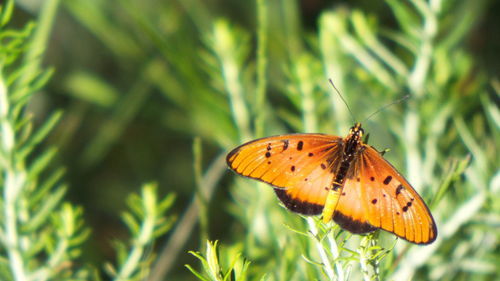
(331, 148), (356, 189)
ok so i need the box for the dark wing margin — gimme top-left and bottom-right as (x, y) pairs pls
(274, 188), (324, 215)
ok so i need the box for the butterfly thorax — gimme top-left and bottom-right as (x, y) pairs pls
(344, 122), (364, 154)
(331, 123), (364, 191)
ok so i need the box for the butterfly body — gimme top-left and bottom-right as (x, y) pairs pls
(227, 123), (437, 244)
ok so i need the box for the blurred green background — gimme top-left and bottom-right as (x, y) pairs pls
(8, 0), (499, 280)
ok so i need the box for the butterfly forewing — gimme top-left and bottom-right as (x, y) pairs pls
(227, 134), (343, 208)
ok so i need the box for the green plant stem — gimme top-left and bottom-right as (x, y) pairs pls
(359, 250), (370, 281)
(2, 1), (60, 278)
(408, 0), (439, 97)
(4, 175), (27, 281)
(1, 71), (28, 281)
(358, 237), (379, 281)
(326, 230), (344, 280)
(403, 1), (440, 190)
(299, 68), (317, 133)
(254, 0), (268, 138)
(404, 111), (423, 189)
(319, 13), (349, 131)
(33, 205), (73, 281)
(193, 138), (209, 245)
(114, 186), (156, 281)
(212, 21), (251, 141)
(422, 104), (452, 186)
(307, 218), (336, 280)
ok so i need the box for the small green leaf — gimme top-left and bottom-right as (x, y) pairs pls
(122, 212), (140, 234)
(26, 147), (58, 180)
(23, 110), (62, 148)
(185, 264), (210, 281)
(23, 185), (66, 232)
(64, 71), (119, 107)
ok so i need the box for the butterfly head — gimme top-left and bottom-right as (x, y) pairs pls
(349, 122), (364, 141)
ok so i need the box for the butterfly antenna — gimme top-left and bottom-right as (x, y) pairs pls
(363, 94), (411, 123)
(328, 79), (356, 123)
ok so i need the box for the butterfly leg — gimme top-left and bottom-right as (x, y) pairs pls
(322, 182), (343, 223)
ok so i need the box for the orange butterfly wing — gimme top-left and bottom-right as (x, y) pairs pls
(334, 144), (437, 244)
(226, 134), (343, 214)
(227, 126), (437, 244)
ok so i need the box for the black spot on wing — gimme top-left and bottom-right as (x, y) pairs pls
(282, 140), (289, 151)
(308, 152), (314, 157)
(297, 141), (304, 151)
(291, 166), (295, 172)
(396, 184), (404, 195)
(370, 176), (375, 181)
(321, 163), (326, 169)
(371, 199), (378, 204)
(383, 176), (392, 185)
(265, 151), (271, 158)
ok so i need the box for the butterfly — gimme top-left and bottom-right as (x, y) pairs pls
(226, 122), (437, 244)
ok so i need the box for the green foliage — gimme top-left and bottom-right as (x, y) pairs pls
(0, 0), (87, 279)
(105, 183), (176, 281)
(185, 241), (251, 281)
(2, 0), (497, 280)
(0, 1), (177, 280)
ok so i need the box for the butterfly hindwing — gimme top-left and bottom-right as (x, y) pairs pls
(227, 134), (343, 213)
(334, 144), (437, 244)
